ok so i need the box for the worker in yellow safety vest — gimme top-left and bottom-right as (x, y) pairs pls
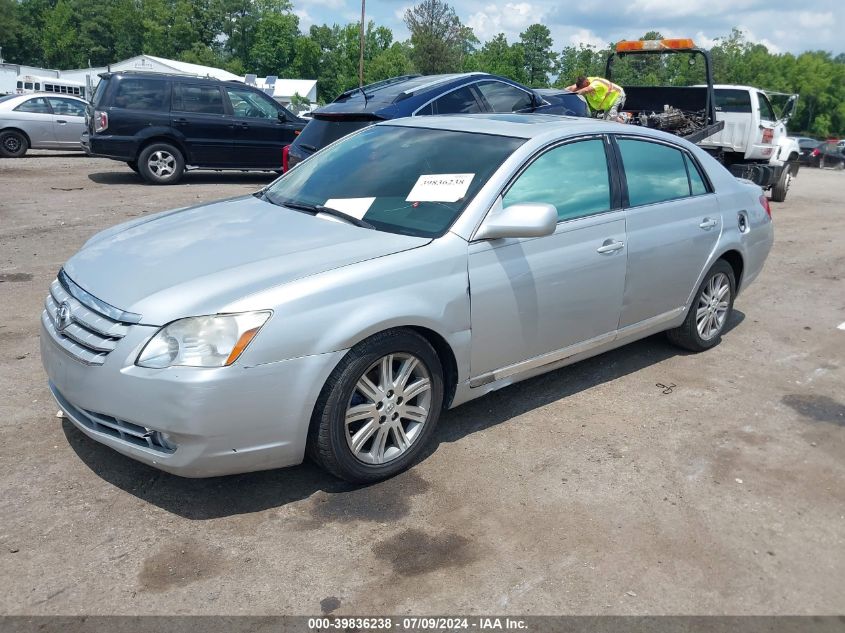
(565, 75), (626, 122)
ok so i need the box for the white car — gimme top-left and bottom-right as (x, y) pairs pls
(0, 93), (87, 157)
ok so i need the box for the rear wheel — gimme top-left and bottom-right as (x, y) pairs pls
(308, 329), (444, 482)
(0, 130), (28, 158)
(667, 260), (736, 352)
(770, 166), (791, 202)
(137, 142), (184, 185)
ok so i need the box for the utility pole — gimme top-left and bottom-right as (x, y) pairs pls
(358, 0), (365, 87)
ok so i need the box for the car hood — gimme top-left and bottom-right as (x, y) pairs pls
(64, 195), (430, 324)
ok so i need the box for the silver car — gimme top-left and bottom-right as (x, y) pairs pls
(0, 93), (87, 157)
(40, 114), (773, 482)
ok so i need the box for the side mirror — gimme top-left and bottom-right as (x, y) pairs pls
(277, 111), (289, 123)
(475, 201), (557, 241)
(780, 94), (798, 121)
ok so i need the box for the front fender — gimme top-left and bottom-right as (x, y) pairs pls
(230, 232), (472, 383)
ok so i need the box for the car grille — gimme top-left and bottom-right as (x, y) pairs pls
(42, 271), (139, 366)
(52, 385), (175, 454)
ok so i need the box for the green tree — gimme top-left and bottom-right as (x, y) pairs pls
(519, 24), (555, 86)
(475, 33), (526, 83)
(404, 0), (465, 74)
(249, 11), (300, 75)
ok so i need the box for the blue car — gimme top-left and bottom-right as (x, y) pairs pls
(286, 73), (589, 170)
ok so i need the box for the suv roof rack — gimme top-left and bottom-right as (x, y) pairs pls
(98, 70), (241, 82)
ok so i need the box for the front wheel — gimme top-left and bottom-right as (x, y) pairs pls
(0, 130), (28, 158)
(667, 260), (736, 352)
(308, 329), (444, 483)
(137, 142), (184, 185)
(770, 166), (791, 202)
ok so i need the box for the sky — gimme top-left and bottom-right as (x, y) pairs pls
(293, 0), (844, 56)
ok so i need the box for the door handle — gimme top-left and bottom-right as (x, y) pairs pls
(596, 240), (625, 254)
(56, 120), (67, 124)
(174, 118), (189, 125)
(699, 218), (718, 230)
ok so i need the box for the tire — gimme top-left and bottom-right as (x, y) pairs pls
(137, 142), (184, 185)
(0, 130), (29, 158)
(126, 160), (139, 173)
(667, 260), (736, 352)
(308, 329), (445, 483)
(770, 166), (790, 202)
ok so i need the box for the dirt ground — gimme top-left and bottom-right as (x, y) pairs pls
(0, 152), (843, 616)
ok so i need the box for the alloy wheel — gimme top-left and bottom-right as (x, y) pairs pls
(147, 150), (176, 178)
(344, 352), (432, 465)
(696, 272), (731, 340)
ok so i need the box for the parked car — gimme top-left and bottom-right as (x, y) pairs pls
(0, 93), (87, 157)
(807, 141), (845, 169)
(84, 71), (306, 184)
(42, 115), (772, 482)
(791, 136), (821, 165)
(285, 73), (589, 170)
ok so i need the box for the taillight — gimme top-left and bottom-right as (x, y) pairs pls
(94, 110), (108, 132)
(759, 194), (771, 219)
(811, 148), (820, 156)
(282, 145), (289, 172)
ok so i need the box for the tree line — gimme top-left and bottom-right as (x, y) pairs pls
(1, 0), (843, 135)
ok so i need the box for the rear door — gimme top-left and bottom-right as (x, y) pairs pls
(45, 97), (86, 146)
(223, 86), (299, 168)
(170, 82), (232, 166)
(615, 137), (721, 329)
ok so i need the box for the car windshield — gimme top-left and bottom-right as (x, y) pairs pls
(265, 124), (525, 237)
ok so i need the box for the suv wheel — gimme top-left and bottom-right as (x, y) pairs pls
(138, 143), (184, 185)
(308, 329), (444, 482)
(0, 130), (29, 158)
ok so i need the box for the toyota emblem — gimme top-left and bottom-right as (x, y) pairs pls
(56, 301), (72, 332)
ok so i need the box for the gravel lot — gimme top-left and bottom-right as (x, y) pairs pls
(0, 152), (843, 616)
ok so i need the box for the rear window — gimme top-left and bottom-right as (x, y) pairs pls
(714, 89), (752, 113)
(295, 117), (376, 152)
(173, 83), (224, 115)
(113, 78), (169, 111)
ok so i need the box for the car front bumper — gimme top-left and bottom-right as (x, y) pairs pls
(41, 319), (345, 477)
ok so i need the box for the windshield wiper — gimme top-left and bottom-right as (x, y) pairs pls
(276, 199), (376, 230)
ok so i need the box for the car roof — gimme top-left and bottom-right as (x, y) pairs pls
(316, 72), (513, 116)
(0, 93), (87, 104)
(382, 113), (621, 139)
(99, 71), (248, 88)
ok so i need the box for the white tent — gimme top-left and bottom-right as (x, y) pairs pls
(256, 78), (318, 104)
(60, 55), (242, 90)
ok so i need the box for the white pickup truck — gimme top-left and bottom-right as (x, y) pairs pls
(604, 40), (800, 201)
(700, 85), (800, 202)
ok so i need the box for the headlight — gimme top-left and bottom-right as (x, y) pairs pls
(136, 311), (271, 368)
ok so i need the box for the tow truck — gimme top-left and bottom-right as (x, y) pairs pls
(605, 38), (800, 201)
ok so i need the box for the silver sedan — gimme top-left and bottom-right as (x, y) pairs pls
(40, 114), (773, 482)
(0, 93), (87, 157)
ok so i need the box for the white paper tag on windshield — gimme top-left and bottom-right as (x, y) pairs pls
(324, 197), (375, 219)
(406, 174), (474, 203)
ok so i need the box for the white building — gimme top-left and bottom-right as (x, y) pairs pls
(253, 77), (318, 105)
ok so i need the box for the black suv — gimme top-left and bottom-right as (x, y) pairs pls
(85, 72), (305, 184)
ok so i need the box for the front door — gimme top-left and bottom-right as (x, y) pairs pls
(468, 137), (627, 379)
(224, 86), (299, 168)
(615, 137), (721, 329)
(46, 97), (86, 146)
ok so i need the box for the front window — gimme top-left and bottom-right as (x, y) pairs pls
(476, 81), (534, 113)
(47, 97), (86, 117)
(265, 125), (524, 238)
(225, 87), (279, 119)
(504, 139), (611, 221)
(757, 93), (776, 121)
(14, 97), (51, 114)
